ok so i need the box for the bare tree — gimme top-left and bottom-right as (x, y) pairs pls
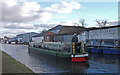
(77, 19), (87, 27)
(95, 19), (107, 27)
(39, 30), (46, 33)
(72, 21), (77, 26)
(42, 29), (46, 32)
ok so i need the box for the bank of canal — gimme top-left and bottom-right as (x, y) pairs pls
(1, 50), (34, 73)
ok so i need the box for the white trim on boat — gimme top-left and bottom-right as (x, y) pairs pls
(71, 53), (88, 57)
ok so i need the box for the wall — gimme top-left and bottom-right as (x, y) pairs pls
(32, 37), (44, 42)
(118, 27), (120, 40)
(78, 27), (119, 47)
(63, 35), (73, 42)
(17, 33), (38, 42)
(78, 31), (87, 42)
(54, 35), (73, 42)
(88, 28), (118, 40)
(23, 34), (30, 42)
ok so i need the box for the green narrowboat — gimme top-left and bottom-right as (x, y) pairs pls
(28, 42), (89, 62)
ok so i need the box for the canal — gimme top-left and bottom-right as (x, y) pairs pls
(0, 44), (120, 73)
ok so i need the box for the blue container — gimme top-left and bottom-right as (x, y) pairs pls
(103, 48), (112, 54)
(91, 48), (102, 53)
(111, 49), (120, 55)
(85, 47), (91, 53)
(85, 47), (87, 52)
(91, 48), (96, 53)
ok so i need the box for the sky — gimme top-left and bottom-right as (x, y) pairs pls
(0, 0), (119, 38)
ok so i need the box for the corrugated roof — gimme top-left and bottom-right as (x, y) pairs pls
(33, 25), (86, 37)
(48, 25), (62, 31)
(32, 33), (43, 37)
(33, 31), (55, 37)
(86, 25), (120, 31)
(58, 26), (85, 35)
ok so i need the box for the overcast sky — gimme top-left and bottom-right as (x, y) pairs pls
(0, 0), (119, 38)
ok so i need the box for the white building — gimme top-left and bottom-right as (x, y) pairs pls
(78, 25), (120, 47)
(32, 34), (44, 43)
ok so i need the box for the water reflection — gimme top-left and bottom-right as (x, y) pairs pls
(88, 53), (119, 73)
(29, 50), (90, 73)
(89, 53), (119, 65)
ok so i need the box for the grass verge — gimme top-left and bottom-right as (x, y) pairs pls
(1, 50), (34, 73)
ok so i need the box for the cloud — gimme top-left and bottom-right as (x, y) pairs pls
(3, 30), (26, 35)
(2, 22), (57, 30)
(1, 0), (52, 23)
(2, 29), (28, 37)
(44, 1), (80, 14)
(2, 20), (78, 30)
(1, 1), (81, 23)
(59, 21), (73, 26)
(34, 20), (77, 29)
(2, 23), (35, 29)
(52, 15), (65, 19)
(2, 21), (72, 30)
(34, 23), (57, 29)
(107, 20), (119, 26)
(1, 28), (40, 38)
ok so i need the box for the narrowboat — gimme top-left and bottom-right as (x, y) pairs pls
(28, 42), (89, 62)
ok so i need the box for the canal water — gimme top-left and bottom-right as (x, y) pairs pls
(0, 44), (120, 73)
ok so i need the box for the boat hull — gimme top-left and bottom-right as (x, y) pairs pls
(28, 46), (89, 62)
(71, 54), (88, 62)
(72, 57), (88, 62)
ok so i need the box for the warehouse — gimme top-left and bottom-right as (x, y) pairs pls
(78, 25), (120, 48)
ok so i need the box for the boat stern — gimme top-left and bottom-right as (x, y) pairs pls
(71, 53), (89, 62)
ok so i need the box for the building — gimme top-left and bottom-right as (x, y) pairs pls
(45, 25), (85, 42)
(32, 25), (85, 43)
(78, 25), (120, 48)
(44, 32), (55, 42)
(32, 32), (55, 42)
(0, 38), (3, 43)
(8, 37), (17, 42)
(3, 36), (9, 44)
(16, 32), (39, 43)
(54, 26), (85, 42)
(31, 24), (120, 48)
(47, 25), (63, 34)
(32, 34), (44, 43)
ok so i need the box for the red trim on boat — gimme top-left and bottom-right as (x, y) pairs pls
(72, 57), (88, 62)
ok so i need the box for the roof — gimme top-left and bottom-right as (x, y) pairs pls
(86, 25), (120, 31)
(32, 33), (43, 37)
(33, 25), (62, 37)
(58, 26), (85, 35)
(17, 32), (39, 36)
(33, 25), (86, 37)
(43, 32), (55, 36)
(33, 25), (120, 37)
(48, 25), (62, 31)
(32, 31), (55, 37)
